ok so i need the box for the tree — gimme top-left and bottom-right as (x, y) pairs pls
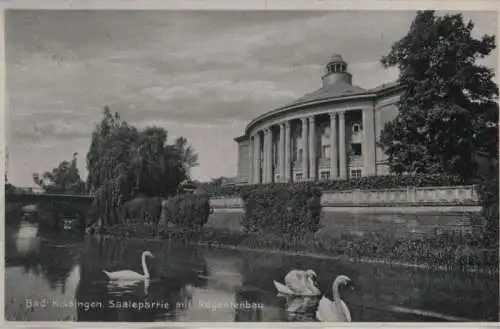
(32, 153), (85, 194)
(173, 136), (199, 178)
(86, 107), (197, 226)
(379, 11), (498, 181)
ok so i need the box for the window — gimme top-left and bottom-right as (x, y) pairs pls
(351, 143), (362, 156)
(320, 171), (331, 181)
(352, 123), (361, 133)
(295, 173), (303, 181)
(322, 145), (331, 159)
(351, 169), (362, 178)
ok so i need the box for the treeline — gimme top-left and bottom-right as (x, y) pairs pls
(29, 106), (200, 230)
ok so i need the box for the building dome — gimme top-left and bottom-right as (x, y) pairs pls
(329, 54), (345, 64)
(323, 53), (352, 87)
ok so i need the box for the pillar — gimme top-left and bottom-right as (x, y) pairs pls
(265, 128), (273, 183)
(301, 118), (308, 181)
(363, 107), (376, 176)
(262, 129), (268, 183)
(284, 121), (291, 182)
(253, 133), (261, 184)
(329, 112), (338, 179)
(308, 115), (316, 180)
(279, 123), (285, 182)
(248, 137), (253, 184)
(338, 111), (347, 179)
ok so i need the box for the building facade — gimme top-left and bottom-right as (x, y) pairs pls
(234, 54), (405, 184)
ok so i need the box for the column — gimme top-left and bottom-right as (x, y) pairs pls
(329, 112), (338, 179)
(254, 133), (261, 184)
(308, 115), (316, 180)
(248, 137), (253, 184)
(301, 118), (308, 181)
(363, 107), (376, 176)
(279, 123), (285, 182)
(262, 130), (268, 183)
(284, 121), (291, 182)
(338, 111), (347, 179)
(266, 128), (273, 183)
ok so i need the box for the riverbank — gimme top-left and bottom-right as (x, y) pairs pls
(89, 225), (498, 275)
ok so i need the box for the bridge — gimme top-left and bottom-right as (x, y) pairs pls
(6, 190), (95, 232)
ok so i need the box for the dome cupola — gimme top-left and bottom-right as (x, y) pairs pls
(322, 54), (353, 87)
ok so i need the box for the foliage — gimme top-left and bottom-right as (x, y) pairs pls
(120, 196), (163, 225)
(91, 224), (498, 273)
(32, 153), (86, 194)
(240, 184), (322, 235)
(85, 107), (198, 226)
(378, 11), (498, 181)
(173, 136), (199, 176)
(202, 173), (464, 197)
(161, 193), (211, 231)
(474, 171), (499, 246)
(198, 228), (498, 273)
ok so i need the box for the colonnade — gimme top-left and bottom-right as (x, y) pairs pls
(247, 108), (376, 184)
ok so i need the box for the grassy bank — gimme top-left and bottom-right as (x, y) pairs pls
(90, 224), (498, 274)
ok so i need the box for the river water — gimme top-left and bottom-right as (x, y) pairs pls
(4, 219), (499, 322)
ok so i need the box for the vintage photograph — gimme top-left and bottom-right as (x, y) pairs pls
(4, 8), (499, 322)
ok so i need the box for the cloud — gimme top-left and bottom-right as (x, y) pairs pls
(5, 10), (498, 186)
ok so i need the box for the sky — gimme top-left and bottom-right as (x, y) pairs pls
(5, 10), (498, 187)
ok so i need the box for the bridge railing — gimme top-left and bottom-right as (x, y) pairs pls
(11, 187), (95, 197)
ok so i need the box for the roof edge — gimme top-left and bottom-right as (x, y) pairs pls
(243, 81), (404, 137)
(234, 135), (248, 143)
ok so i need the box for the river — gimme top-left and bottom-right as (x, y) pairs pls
(4, 219), (499, 322)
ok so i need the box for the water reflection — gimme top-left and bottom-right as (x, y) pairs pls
(5, 219), (82, 321)
(4, 218), (499, 322)
(75, 236), (208, 321)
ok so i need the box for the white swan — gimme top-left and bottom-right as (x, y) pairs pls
(273, 269), (320, 296)
(103, 251), (154, 282)
(316, 275), (353, 322)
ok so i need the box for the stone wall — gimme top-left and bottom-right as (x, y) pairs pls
(209, 185), (479, 209)
(207, 185), (481, 237)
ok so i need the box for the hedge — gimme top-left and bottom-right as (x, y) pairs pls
(161, 193), (211, 231)
(241, 184), (322, 235)
(202, 174), (465, 197)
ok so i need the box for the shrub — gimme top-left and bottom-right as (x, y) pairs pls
(474, 173), (499, 247)
(202, 174), (465, 197)
(241, 184), (322, 235)
(193, 228), (498, 272)
(162, 193), (210, 231)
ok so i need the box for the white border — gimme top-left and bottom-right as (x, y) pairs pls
(1, 0), (499, 328)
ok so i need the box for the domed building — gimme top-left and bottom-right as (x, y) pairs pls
(234, 54), (405, 184)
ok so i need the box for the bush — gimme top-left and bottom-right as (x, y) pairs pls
(474, 173), (499, 247)
(202, 174), (465, 197)
(194, 228), (498, 272)
(241, 184), (322, 235)
(162, 193), (210, 231)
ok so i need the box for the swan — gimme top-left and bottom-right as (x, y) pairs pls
(273, 269), (320, 296)
(315, 275), (353, 322)
(103, 251), (154, 282)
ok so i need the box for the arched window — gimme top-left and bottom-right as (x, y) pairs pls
(352, 123), (361, 133)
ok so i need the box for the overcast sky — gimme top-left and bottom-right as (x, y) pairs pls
(5, 10), (497, 187)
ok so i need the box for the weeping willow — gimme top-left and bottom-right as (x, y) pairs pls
(86, 107), (194, 228)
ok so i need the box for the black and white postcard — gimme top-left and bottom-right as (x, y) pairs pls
(3, 0), (499, 326)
